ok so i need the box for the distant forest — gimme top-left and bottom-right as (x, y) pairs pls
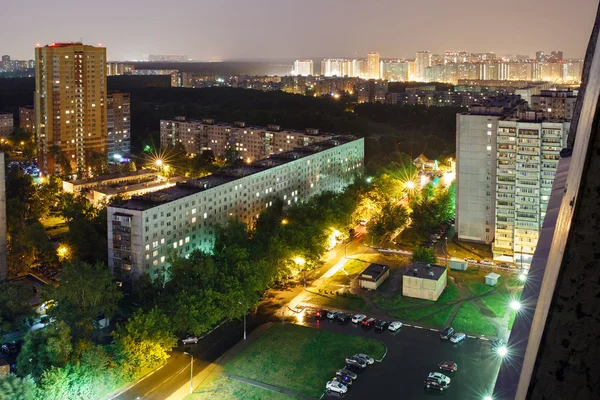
(0, 77), (461, 171)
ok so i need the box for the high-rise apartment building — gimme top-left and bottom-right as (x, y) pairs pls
(18, 106), (35, 132)
(107, 137), (364, 285)
(492, 117), (569, 268)
(381, 60), (409, 81)
(160, 118), (331, 160)
(367, 52), (380, 79)
(292, 60), (313, 76)
(357, 79), (388, 103)
(0, 114), (13, 137)
(416, 51), (432, 81)
(107, 91), (131, 162)
(530, 90), (577, 121)
(35, 43), (107, 176)
(321, 59), (354, 77)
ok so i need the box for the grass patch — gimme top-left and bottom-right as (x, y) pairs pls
(481, 292), (510, 318)
(507, 274), (524, 288)
(46, 226), (69, 239)
(223, 324), (385, 398)
(186, 375), (290, 400)
(388, 304), (447, 322)
(508, 311), (517, 331)
(41, 216), (66, 228)
(419, 305), (455, 327)
(452, 302), (497, 337)
(447, 239), (493, 260)
(456, 268), (506, 296)
(305, 291), (370, 312)
(438, 279), (459, 303)
(328, 259), (368, 286)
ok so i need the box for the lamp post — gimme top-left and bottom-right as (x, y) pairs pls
(183, 352), (193, 394)
(238, 301), (247, 340)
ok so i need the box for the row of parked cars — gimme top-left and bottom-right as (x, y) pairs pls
(325, 353), (375, 396)
(464, 257), (513, 268)
(315, 310), (403, 333)
(424, 218), (454, 249)
(440, 326), (466, 343)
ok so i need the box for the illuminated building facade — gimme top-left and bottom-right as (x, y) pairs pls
(18, 106), (35, 132)
(35, 42), (107, 176)
(0, 114), (13, 137)
(357, 79), (388, 103)
(416, 51), (432, 81)
(367, 52), (380, 79)
(107, 91), (131, 162)
(292, 59), (313, 76)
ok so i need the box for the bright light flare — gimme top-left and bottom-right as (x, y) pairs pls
(484, 396), (493, 400)
(405, 181), (416, 190)
(281, 218), (289, 225)
(155, 159), (163, 167)
(510, 300), (521, 311)
(519, 273), (527, 282)
(497, 345), (508, 357)
(294, 257), (305, 266)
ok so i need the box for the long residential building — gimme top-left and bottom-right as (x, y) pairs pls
(160, 118), (331, 160)
(107, 137), (364, 286)
(0, 114), (13, 137)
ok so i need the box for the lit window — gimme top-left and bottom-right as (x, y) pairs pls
(173, 242), (177, 249)
(487, 123), (492, 128)
(487, 146), (492, 151)
(160, 256), (165, 263)
(145, 244), (150, 251)
(487, 131), (492, 136)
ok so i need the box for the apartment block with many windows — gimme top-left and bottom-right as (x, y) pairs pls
(108, 137), (364, 288)
(160, 117), (332, 161)
(107, 91), (131, 162)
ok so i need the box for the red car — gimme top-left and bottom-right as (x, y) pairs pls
(439, 361), (458, 373)
(361, 317), (376, 328)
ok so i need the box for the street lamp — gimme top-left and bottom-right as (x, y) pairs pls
(155, 159), (163, 167)
(294, 257), (306, 288)
(238, 301), (247, 340)
(484, 396), (493, 400)
(497, 345), (508, 357)
(510, 300), (521, 311)
(518, 273), (527, 282)
(183, 352), (193, 394)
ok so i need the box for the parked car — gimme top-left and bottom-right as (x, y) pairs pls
(315, 309), (329, 320)
(439, 361), (458, 373)
(425, 372), (451, 391)
(326, 380), (348, 395)
(464, 257), (476, 263)
(450, 332), (466, 343)
(481, 259), (495, 266)
(388, 321), (403, 332)
(354, 353), (375, 365)
(327, 310), (340, 319)
(336, 369), (357, 380)
(336, 313), (351, 323)
(361, 317), (376, 328)
(345, 356), (367, 369)
(440, 326), (455, 339)
(374, 320), (389, 332)
(333, 374), (353, 387)
(182, 336), (199, 344)
(1, 343), (17, 355)
(352, 314), (367, 324)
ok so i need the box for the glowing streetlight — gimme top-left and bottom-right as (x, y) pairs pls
(281, 218), (289, 225)
(519, 273), (527, 282)
(510, 300), (521, 311)
(484, 396), (493, 400)
(497, 345), (508, 357)
(366, 177), (373, 184)
(155, 159), (163, 167)
(405, 181), (415, 190)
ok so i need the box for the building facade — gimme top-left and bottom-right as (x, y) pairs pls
(357, 79), (388, 103)
(416, 51), (432, 81)
(381, 60), (409, 82)
(530, 90), (577, 121)
(107, 137), (364, 286)
(492, 119), (569, 268)
(367, 52), (380, 79)
(107, 91), (131, 162)
(292, 60), (313, 76)
(0, 114), (13, 137)
(18, 106), (35, 132)
(35, 43), (107, 176)
(160, 118), (332, 161)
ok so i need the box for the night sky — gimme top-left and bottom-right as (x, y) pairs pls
(3, 0), (598, 61)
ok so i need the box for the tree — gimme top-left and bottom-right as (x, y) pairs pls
(0, 281), (36, 334)
(367, 202), (409, 245)
(113, 307), (176, 380)
(412, 246), (438, 264)
(44, 261), (122, 339)
(16, 321), (73, 380)
(0, 375), (38, 400)
(89, 152), (108, 177)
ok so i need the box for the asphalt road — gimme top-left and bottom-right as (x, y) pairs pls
(301, 317), (501, 400)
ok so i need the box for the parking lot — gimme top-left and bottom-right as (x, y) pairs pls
(299, 313), (501, 400)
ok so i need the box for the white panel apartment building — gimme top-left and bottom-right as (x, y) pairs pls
(160, 117), (331, 161)
(493, 119), (568, 268)
(108, 137), (364, 287)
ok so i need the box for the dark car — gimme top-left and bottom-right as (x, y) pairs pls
(336, 313), (351, 323)
(345, 356), (367, 369)
(333, 374), (353, 387)
(440, 326), (455, 339)
(361, 317), (376, 328)
(425, 376), (450, 391)
(314, 309), (329, 320)
(439, 361), (458, 373)
(374, 320), (389, 332)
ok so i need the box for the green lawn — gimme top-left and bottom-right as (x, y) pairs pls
(223, 324), (386, 398)
(481, 292), (510, 318)
(447, 239), (493, 260)
(328, 259), (368, 286)
(186, 375), (290, 400)
(457, 269), (506, 296)
(305, 291), (370, 312)
(508, 311), (517, 331)
(418, 305), (456, 327)
(394, 226), (428, 250)
(388, 304), (448, 322)
(41, 216), (66, 228)
(507, 274), (524, 288)
(452, 302), (497, 337)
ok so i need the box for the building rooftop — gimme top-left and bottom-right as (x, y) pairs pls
(404, 262), (446, 281)
(359, 263), (389, 282)
(112, 136), (358, 212)
(66, 169), (157, 186)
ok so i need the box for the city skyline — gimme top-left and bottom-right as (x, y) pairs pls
(1, 0), (598, 61)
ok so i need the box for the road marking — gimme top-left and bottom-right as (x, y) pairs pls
(414, 326), (423, 329)
(403, 324), (411, 327)
(480, 337), (490, 341)
(467, 335), (477, 338)
(429, 328), (438, 332)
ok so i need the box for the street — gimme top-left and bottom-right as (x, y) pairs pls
(300, 318), (501, 400)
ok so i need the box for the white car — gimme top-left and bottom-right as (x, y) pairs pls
(354, 353), (374, 365)
(429, 372), (451, 384)
(326, 380), (348, 394)
(352, 314), (367, 324)
(388, 321), (403, 332)
(182, 336), (199, 344)
(480, 259), (495, 266)
(450, 332), (466, 343)
(327, 310), (340, 319)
